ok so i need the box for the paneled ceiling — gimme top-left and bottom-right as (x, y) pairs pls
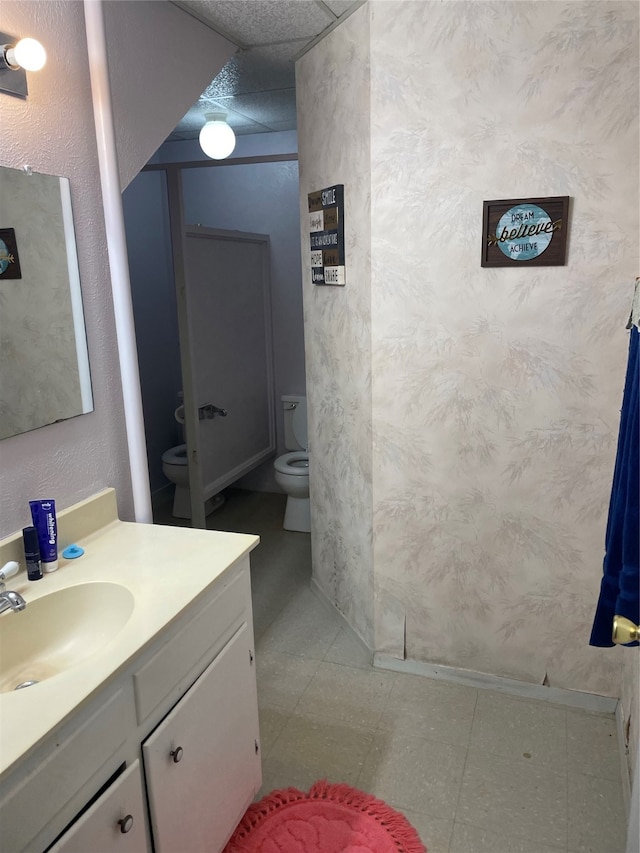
(168, 0), (363, 140)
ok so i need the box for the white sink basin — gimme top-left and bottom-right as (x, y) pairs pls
(0, 583), (134, 693)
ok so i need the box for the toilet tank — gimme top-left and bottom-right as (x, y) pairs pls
(282, 395), (307, 450)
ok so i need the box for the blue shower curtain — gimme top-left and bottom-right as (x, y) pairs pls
(590, 324), (639, 647)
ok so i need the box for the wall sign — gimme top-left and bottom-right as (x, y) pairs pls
(0, 228), (21, 279)
(308, 184), (345, 286)
(481, 196), (569, 267)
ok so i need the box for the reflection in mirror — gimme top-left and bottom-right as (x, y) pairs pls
(0, 165), (93, 439)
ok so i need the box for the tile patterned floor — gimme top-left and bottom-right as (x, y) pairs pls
(155, 488), (628, 853)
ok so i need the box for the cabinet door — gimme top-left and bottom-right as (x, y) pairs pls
(47, 761), (150, 853)
(142, 622), (261, 853)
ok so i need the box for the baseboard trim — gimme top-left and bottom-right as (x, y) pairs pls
(309, 577), (373, 661)
(373, 653), (619, 714)
(308, 578), (619, 715)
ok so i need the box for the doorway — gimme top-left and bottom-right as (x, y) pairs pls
(122, 137), (305, 522)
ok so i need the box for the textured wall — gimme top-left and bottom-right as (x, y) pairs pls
(369, 0), (638, 697)
(0, 1), (237, 537)
(296, 0), (638, 695)
(0, 0), (131, 536)
(296, 7), (375, 646)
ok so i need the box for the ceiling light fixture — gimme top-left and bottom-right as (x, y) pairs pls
(0, 33), (46, 98)
(199, 112), (236, 160)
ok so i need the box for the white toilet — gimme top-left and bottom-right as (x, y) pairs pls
(161, 445), (224, 519)
(273, 395), (310, 533)
(161, 444), (190, 519)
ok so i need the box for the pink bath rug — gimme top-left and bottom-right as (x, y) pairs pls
(224, 779), (427, 853)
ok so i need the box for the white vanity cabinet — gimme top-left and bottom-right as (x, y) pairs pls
(143, 621), (260, 853)
(0, 556), (261, 853)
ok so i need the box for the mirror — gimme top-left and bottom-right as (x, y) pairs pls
(0, 165), (93, 439)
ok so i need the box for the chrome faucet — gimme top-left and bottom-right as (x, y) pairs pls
(0, 562), (26, 614)
(0, 586), (26, 614)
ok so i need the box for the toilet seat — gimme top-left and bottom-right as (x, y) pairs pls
(161, 444), (187, 466)
(273, 451), (309, 475)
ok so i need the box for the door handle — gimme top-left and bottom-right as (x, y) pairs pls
(612, 615), (639, 645)
(198, 403), (227, 420)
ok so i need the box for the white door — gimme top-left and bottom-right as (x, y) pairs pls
(142, 621), (261, 853)
(180, 226), (275, 525)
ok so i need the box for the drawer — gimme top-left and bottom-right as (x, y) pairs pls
(0, 686), (131, 852)
(47, 760), (150, 853)
(133, 560), (250, 723)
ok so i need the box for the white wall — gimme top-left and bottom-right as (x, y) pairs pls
(296, 1), (638, 693)
(0, 1), (235, 536)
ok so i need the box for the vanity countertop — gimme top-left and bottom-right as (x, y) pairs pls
(0, 490), (259, 778)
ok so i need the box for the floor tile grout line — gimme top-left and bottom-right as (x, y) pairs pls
(368, 670), (398, 731)
(291, 664), (398, 730)
(351, 724), (381, 793)
(323, 624), (345, 658)
(370, 681), (478, 752)
(447, 686), (478, 845)
(462, 687), (478, 750)
(564, 706), (570, 851)
(257, 704), (294, 763)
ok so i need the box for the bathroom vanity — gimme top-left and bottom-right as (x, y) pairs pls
(0, 490), (262, 853)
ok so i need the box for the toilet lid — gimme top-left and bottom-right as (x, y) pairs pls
(292, 402), (307, 449)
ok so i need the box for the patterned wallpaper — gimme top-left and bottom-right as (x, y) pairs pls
(368, 0), (638, 699)
(296, 8), (375, 645)
(297, 0), (638, 711)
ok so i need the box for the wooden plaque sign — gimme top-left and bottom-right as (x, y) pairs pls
(308, 184), (345, 286)
(481, 196), (570, 267)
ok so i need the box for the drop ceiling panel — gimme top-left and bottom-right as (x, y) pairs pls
(177, 102), (261, 132)
(166, 0), (361, 143)
(262, 119), (298, 133)
(201, 42), (303, 98)
(216, 89), (298, 124)
(177, 0), (335, 45)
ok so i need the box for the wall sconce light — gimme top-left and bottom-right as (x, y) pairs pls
(0, 33), (46, 98)
(199, 112), (236, 160)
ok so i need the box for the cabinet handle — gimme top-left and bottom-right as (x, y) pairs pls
(170, 746), (184, 763)
(118, 815), (134, 834)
